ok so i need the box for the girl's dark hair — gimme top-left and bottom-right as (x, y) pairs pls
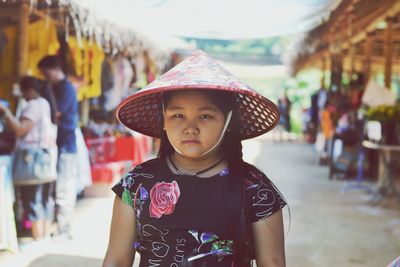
(20, 76), (40, 94)
(158, 90), (252, 265)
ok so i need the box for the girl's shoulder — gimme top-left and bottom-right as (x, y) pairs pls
(123, 157), (162, 183)
(112, 158), (161, 203)
(241, 161), (270, 183)
(241, 161), (283, 194)
(130, 157), (160, 173)
(241, 161), (287, 222)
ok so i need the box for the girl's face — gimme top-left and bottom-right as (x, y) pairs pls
(164, 90), (226, 159)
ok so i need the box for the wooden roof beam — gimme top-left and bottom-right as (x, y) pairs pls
(349, 0), (400, 44)
(384, 16), (394, 88)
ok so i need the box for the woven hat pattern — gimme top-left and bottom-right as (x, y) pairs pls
(117, 50), (280, 140)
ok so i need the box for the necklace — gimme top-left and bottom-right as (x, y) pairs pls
(168, 156), (225, 176)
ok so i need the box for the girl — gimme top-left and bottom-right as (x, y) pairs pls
(103, 50), (287, 267)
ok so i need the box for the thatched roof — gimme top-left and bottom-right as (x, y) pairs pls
(289, 0), (400, 75)
(0, 0), (169, 62)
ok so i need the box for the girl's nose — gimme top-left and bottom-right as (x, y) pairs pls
(184, 120), (199, 135)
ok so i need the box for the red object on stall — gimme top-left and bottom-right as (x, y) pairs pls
(114, 136), (136, 162)
(85, 135), (151, 184)
(90, 161), (130, 183)
(85, 136), (117, 164)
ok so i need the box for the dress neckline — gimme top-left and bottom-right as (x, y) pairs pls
(162, 157), (229, 180)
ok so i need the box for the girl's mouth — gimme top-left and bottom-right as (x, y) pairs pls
(182, 140), (200, 144)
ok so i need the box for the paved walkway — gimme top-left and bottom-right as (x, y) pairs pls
(1, 138), (399, 267)
(246, 139), (400, 267)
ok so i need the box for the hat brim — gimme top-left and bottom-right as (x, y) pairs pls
(116, 84), (280, 140)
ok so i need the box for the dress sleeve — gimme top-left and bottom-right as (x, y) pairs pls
(112, 167), (142, 209)
(245, 167), (287, 223)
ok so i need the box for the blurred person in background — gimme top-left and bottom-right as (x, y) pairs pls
(0, 76), (57, 247)
(0, 98), (16, 155)
(278, 91), (291, 133)
(38, 55), (79, 241)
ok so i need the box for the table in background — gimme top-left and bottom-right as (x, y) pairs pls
(362, 140), (400, 205)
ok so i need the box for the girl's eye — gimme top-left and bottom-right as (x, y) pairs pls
(200, 114), (213, 120)
(172, 114), (184, 119)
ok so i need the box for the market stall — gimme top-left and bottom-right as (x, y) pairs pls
(0, 0), (170, 249)
(290, 0), (400, 188)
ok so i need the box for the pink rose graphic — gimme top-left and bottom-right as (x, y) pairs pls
(149, 181), (181, 218)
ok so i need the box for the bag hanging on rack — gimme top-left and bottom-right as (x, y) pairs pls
(12, 147), (57, 185)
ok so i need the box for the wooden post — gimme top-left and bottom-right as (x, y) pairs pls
(348, 42), (355, 86)
(330, 31), (343, 92)
(348, 9), (355, 87)
(384, 16), (393, 89)
(321, 56), (326, 89)
(16, 2), (29, 79)
(363, 32), (374, 83)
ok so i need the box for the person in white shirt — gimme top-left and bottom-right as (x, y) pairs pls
(0, 76), (57, 246)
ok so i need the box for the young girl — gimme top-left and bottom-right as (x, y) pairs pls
(103, 50), (287, 267)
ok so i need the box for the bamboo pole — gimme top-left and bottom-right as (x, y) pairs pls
(384, 16), (394, 88)
(363, 32), (374, 83)
(329, 30), (343, 92)
(16, 2), (29, 79)
(348, 9), (355, 86)
(321, 56), (326, 89)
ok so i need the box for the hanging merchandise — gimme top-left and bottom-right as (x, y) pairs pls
(0, 26), (16, 103)
(0, 26), (15, 77)
(145, 63), (155, 84)
(128, 60), (137, 87)
(120, 56), (134, 99)
(0, 29), (8, 56)
(102, 55), (134, 111)
(100, 55), (115, 111)
(67, 37), (104, 101)
(112, 55), (133, 105)
(26, 19), (60, 76)
(143, 50), (157, 84)
(103, 56), (121, 111)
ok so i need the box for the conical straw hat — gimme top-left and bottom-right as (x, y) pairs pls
(117, 50), (280, 140)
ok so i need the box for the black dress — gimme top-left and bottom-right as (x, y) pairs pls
(112, 157), (286, 267)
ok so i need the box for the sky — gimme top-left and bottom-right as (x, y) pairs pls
(77, 0), (338, 44)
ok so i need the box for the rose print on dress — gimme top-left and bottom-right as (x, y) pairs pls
(149, 181), (181, 218)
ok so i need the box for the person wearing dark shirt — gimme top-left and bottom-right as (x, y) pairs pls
(37, 79), (58, 125)
(38, 55), (79, 240)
